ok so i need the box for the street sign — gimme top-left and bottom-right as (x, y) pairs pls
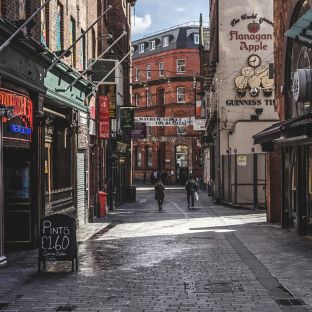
(131, 123), (146, 138)
(38, 214), (78, 272)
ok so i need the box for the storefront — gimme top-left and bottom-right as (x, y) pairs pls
(254, 3), (312, 235)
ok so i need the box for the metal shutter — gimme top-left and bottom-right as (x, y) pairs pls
(77, 152), (87, 225)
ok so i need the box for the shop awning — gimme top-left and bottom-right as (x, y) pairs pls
(253, 113), (312, 148)
(285, 9), (312, 45)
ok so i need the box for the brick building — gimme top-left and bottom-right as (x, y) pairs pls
(132, 24), (206, 185)
(254, 0), (312, 236)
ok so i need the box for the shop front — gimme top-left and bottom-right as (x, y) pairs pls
(254, 3), (312, 235)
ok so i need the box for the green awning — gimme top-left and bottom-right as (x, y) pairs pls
(285, 9), (312, 45)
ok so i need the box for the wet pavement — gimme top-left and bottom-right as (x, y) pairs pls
(1, 187), (312, 311)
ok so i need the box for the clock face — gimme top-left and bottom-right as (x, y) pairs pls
(248, 54), (261, 68)
(241, 66), (255, 77)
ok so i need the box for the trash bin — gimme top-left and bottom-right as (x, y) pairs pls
(127, 185), (136, 202)
(98, 191), (107, 217)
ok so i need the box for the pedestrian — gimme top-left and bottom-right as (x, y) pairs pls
(185, 175), (198, 209)
(143, 172), (146, 184)
(155, 178), (165, 211)
(150, 172), (154, 185)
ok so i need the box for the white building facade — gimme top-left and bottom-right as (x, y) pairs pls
(208, 0), (279, 207)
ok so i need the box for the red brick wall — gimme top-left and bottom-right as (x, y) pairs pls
(266, 151), (281, 223)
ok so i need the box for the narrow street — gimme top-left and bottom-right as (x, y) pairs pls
(1, 188), (312, 311)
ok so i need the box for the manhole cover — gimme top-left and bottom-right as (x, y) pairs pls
(275, 299), (306, 306)
(56, 305), (77, 311)
(0, 303), (9, 310)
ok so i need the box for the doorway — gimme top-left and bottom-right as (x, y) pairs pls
(175, 145), (189, 185)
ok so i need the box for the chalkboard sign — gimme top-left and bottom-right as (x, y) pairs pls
(38, 214), (78, 272)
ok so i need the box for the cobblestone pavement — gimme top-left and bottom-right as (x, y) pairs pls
(1, 187), (312, 311)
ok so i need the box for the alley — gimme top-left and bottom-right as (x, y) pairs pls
(1, 188), (312, 311)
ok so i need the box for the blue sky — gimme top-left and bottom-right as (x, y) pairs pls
(131, 0), (209, 40)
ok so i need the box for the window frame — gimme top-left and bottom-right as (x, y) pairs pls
(159, 62), (164, 77)
(194, 34), (200, 44)
(177, 87), (186, 103)
(177, 59), (186, 73)
(135, 67), (140, 81)
(146, 64), (151, 79)
(163, 36), (169, 47)
(150, 40), (155, 50)
(146, 90), (152, 106)
(146, 146), (153, 168)
(139, 43), (145, 54)
(136, 147), (142, 168)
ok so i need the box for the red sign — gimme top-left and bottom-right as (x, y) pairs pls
(89, 97), (96, 120)
(0, 88), (33, 142)
(98, 96), (110, 138)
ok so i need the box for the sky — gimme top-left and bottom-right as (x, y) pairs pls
(131, 0), (209, 41)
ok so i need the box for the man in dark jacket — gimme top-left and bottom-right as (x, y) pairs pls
(185, 175), (198, 209)
(155, 179), (165, 211)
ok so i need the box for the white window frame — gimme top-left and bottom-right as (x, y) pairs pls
(136, 147), (142, 167)
(139, 43), (144, 54)
(177, 59), (186, 73)
(146, 64), (151, 79)
(146, 146), (153, 167)
(177, 87), (186, 103)
(159, 62), (164, 77)
(146, 90), (152, 106)
(135, 67), (140, 81)
(194, 34), (200, 44)
(162, 36), (169, 47)
(150, 40), (155, 50)
(134, 93), (140, 106)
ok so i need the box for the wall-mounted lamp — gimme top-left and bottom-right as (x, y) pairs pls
(234, 148), (237, 154)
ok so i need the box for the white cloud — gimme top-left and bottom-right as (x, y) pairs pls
(175, 7), (185, 12)
(132, 14), (152, 35)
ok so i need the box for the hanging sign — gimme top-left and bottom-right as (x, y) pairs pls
(135, 116), (195, 126)
(193, 119), (206, 131)
(0, 88), (33, 142)
(131, 123), (146, 138)
(98, 95), (110, 139)
(121, 107), (135, 129)
(237, 155), (247, 166)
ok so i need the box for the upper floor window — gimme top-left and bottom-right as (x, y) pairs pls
(135, 67), (140, 81)
(177, 87), (186, 103)
(139, 43), (144, 54)
(177, 59), (186, 73)
(70, 17), (77, 67)
(56, 2), (64, 51)
(146, 90), (152, 106)
(41, 0), (49, 47)
(150, 40), (155, 50)
(134, 93), (140, 106)
(194, 34), (200, 44)
(163, 36), (169, 47)
(146, 64), (151, 79)
(159, 62), (164, 77)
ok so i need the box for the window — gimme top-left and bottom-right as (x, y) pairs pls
(136, 147), (142, 167)
(135, 67), (140, 81)
(177, 59), (186, 73)
(139, 43), (144, 54)
(163, 36), (169, 47)
(134, 93), (140, 106)
(41, 0), (49, 47)
(150, 40), (155, 50)
(159, 62), (164, 77)
(194, 34), (200, 44)
(56, 2), (64, 51)
(177, 87), (186, 103)
(146, 90), (152, 106)
(146, 126), (151, 137)
(70, 17), (77, 67)
(146, 147), (153, 167)
(146, 64), (151, 79)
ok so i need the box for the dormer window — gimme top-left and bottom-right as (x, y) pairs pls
(194, 34), (200, 44)
(150, 40), (155, 50)
(163, 36), (169, 47)
(139, 43), (144, 54)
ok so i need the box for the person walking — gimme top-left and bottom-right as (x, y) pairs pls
(185, 175), (198, 209)
(155, 178), (165, 211)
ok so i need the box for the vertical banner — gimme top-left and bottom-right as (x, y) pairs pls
(98, 95), (110, 139)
